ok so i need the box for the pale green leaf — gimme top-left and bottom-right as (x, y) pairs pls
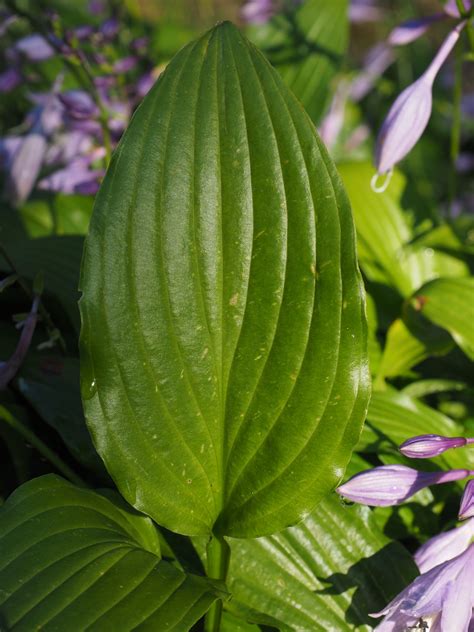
(80, 22), (369, 537)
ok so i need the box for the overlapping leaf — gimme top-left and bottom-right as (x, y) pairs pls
(0, 476), (225, 631)
(248, 0), (349, 123)
(80, 22), (369, 537)
(225, 495), (417, 631)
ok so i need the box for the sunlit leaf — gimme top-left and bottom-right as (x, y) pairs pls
(80, 22), (369, 537)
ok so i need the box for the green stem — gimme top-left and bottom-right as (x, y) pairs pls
(448, 42), (463, 219)
(0, 242), (66, 352)
(204, 535), (230, 632)
(0, 405), (86, 487)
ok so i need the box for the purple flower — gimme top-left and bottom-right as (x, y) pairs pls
(100, 18), (119, 40)
(400, 434), (474, 458)
(350, 43), (395, 102)
(136, 72), (156, 99)
(113, 56), (138, 74)
(336, 464), (473, 506)
(459, 480), (474, 520)
(415, 519), (474, 572)
(371, 543), (474, 631)
(0, 295), (39, 390)
(38, 156), (104, 195)
(241, 0), (276, 24)
(15, 34), (54, 62)
(0, 67), (22, 93)
(375, 21), (466, 176)
(444, 0), (472, 17)
(349, 0), (385, 24)
(6, 132), (48, 206)
(59, 90), (99, 120)
(388, 14), (445, 46)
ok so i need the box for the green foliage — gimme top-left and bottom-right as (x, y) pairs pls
(0, 476), (226, 630)
(248, 0), (349, 123)
(79, 22), (369, 538)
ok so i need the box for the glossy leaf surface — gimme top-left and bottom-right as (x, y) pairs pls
(80, 22), (369, 537)
(225, 494), (417, 631)
(0, 476), (225, 631)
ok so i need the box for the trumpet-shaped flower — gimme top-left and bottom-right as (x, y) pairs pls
(400, 434), (474, 459)
(459, 479), (474, 520)
(371, 543), (474, 631)
(336, 464), (473, 506)
(375, 21), (465, 176)
(415, 519), (474, 572)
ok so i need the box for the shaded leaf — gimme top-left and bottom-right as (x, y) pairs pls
(80, 22), (369, 537)
(0, 475), (225, 631)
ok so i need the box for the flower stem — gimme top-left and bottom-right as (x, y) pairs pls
(204, 535), (230, 632)
(448, 42), (463, 219)
(0, 405), (86, 487)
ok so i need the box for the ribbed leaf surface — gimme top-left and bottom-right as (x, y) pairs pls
(80, 22), (369, 537)
(226, 495), (417, 631)
(0, 476), (224, 631)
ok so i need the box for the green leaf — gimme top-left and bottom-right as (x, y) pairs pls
(80, 22), (369, 537)
(225, 495), (417, 631)
(338, 162), (469, 297)
(248, 0), (349, 124)
(0, 476), (225, 631)
(375, 318), (453, 385)
(409, 277), (474, 360)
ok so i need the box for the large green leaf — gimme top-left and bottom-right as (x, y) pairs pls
(0, 476), (225, 631)
(248, 0), (349, 124)
(79, 22), (369, 537)
(338, 162), (469, 297)
(224, 495), (417, 631)
(409, 277), (474, 360)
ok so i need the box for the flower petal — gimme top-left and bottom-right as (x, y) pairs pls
(459, 480), (474, 520)
(415, 519), (474, 572)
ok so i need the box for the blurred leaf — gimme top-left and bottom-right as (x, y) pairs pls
(80, 22), (369, 538)
(402, 379), (467, 399)
(19, 194), (93, 238)
(366, 292), (381, 376)
(338, 162), (469, 297)
(376, 318), (453, 385)
(248, 0), (348, 123)
(0, 475), (226, 631)
(16, 355), (106, 477)
(225, 495), (417, 631)
(409, 277), (474, 360)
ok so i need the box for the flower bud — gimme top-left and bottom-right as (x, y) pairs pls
(336, 464), (473, 506)
(375, 22), (465, 176)
(399, 434), (473, 458)
(388, 15), (444, 46)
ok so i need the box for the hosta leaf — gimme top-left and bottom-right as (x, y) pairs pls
(0, 476), (225, 631)
(79, 22), (369, 537)
(409, 278), (474, 360)
(338, 162), (469, 297)
(248, 0), (348, 124)
(225, 495), (417, 631)
(375, 318), (453, 386)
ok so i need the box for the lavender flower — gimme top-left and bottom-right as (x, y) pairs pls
(349, 0), (385, 24)
(374, 21), (466, 178)
(241, 0), (275, 24)
(336, 464), (473, 506)
(350, 43), (395, 102)
(59, 90), (99, 120)
(371, 543), (474, 631)
(400, 434), (474, 458)
(0, 295), (40, 390)
(444, 0), (472, 17)
(415, 519), (474, 572)
(14, 34), (54, 62)
(459, 480), (474, 520)
(0, 67), (21, 93)
(388, 15), (445, 46)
